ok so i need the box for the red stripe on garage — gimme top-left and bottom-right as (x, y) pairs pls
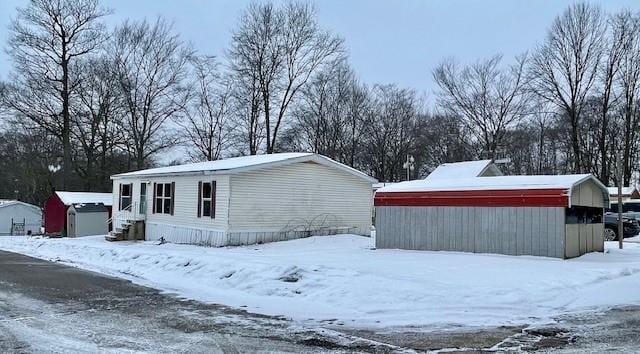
(374, 189), (570, 207)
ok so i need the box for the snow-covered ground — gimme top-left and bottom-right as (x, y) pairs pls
(0, 234), (639, 329)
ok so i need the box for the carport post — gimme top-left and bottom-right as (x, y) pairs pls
(617, 148), (623, 250)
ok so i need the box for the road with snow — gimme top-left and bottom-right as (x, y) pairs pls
(0, 250), (387, 353)
(2, 237), (640, 352)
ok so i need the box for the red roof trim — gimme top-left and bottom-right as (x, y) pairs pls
(374, 189), (570, 207)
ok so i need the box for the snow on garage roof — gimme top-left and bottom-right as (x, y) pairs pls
(112, 153), (377, 182)
(425, 160), (502, 180)
(378, 174), (604, 193)
(55, 192), (113, 206)
(376, 174), (610, 208)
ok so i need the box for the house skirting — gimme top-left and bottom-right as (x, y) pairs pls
(146, 222), (370, 247)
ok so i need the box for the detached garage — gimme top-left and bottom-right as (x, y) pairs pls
(375, 174), (609, 259)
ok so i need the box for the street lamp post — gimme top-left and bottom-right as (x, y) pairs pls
(403, 155), (415, 181)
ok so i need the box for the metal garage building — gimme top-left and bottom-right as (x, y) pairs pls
(375, 174), (609, 259)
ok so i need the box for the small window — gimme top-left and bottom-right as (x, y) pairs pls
(155, 183), (173, 215)
(566, 206), (603, 224)
(198, 181), (216, 218)
(202, 182), (212, 217)
(120, 183), (132, 211)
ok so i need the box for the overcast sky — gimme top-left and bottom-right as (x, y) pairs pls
(1, 0), (639, 97)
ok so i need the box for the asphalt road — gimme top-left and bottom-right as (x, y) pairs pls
(0, 250), (389, 353)
(1, 249), (640, 353)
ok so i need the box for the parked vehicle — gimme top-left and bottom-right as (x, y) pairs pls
(608, 201), (640, 220)
(603, 212), (640, 241)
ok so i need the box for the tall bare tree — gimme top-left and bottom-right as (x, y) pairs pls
(112, 18), (193, 168)
(433, 54), (530, 159)
(180, 56), (232, 161)
(289, 60), (369, 165)
(529, 3), (606, 173)
(4, 0), (110, 189)
(229, 2), (344, 154)
(73, 56), (123, 189)
(616, 11), (640, 184)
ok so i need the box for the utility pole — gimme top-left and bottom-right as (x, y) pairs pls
(617, 147), (623, 250)
(403, 155), (415, 181)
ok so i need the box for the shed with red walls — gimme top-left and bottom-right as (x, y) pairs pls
(44, 192), (113, 235)
(374, 174), (609, 259)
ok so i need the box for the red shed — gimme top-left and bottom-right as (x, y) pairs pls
(44, 191), (113, 235)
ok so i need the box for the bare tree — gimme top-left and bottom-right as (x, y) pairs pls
(73, 56), (124, 189)
(364, 85), (421, 181)
(529, 3), (606, 172)
(616, 11), (640, 184)
(229, 2), (344, 154)
(112, 18), (193, 169)
(180, 56), (232, 161)
(289, 60), (369, 165)
(4, 0), (110, 188)
(433, 54), (530, 160)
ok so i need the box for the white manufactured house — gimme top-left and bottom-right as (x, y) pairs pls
(110, 153), (376, 246)
(0, 200), (42, 235)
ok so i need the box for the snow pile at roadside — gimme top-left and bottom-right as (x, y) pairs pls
(1, 235), (639, 328)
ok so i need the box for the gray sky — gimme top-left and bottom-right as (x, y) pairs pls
(1, 0), (639, 97)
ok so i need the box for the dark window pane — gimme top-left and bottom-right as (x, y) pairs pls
(122, 196), (131, 209)
(122, 184), (131, 196)
(203, 182), (211, 198)
(163, 198), (171, 214)
(156, 184), (163, 197)
(140, 183), (146, 196)
(164, 183), (171, 197)
(155, 198), (162, 213)
(203, 200), (211, 216)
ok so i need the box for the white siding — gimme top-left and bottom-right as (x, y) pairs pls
(112, 175), (231, 242)
(571, 179), (605, 208)
(0, 204), (42, 235)
(228, 161), (372, 235)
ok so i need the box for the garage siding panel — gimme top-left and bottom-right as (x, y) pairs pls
(376, 206), (568, 258)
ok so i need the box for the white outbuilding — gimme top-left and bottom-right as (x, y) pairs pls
(66, 203), (109, 237)
(0, 200), (42, 235)
(110, 153), (377, 246)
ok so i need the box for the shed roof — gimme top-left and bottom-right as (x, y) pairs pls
(607, 187), (637, 196)
(375, 174), (609, 208)
(56, 192), (113, 206)
(0, 200), (41, 212)
(111, 153), (377, 183)
(425, 160), (502, 180)
(69, 203), (108, 213)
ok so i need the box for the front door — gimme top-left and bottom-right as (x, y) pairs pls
(140, 183), (147, 214)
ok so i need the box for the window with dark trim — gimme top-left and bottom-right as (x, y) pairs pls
(565, 206), (603, 224)
(120, 183), (132, 211)
(155, 183), (173, 215)
(197, 180), (216, 218)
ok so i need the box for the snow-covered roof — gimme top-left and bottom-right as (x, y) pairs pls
(70, 203), (108, 213)
(373, 182), (395, 191)
(425, 160), (502, 180)
(55, 192), (113, 206)
(0, 200), (41, 211)
(112, 153), (377, 183)
(607, 187), (637, 196)
(378, 174), (604, 193)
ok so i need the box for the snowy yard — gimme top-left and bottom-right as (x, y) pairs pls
(0, 234), (639, 329)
